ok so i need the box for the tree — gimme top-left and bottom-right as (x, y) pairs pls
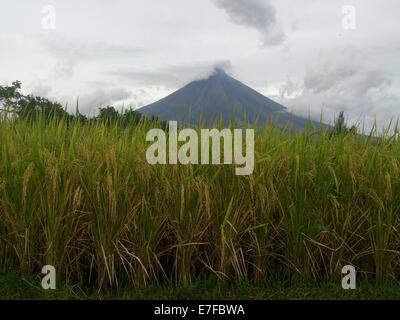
(97, 106), (120, 122)
(0, 81), (23, 112)
(331, 111), (357, 137)
(0, 81), (71, 121)
(0, 80), (161, 127)
(121, 108), (143, 126)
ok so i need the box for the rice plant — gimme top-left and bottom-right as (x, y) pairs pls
(1, 113), (400, 293)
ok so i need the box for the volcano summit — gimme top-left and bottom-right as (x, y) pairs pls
(138, 68), (325, 130)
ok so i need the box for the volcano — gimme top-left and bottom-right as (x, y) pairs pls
(137, 68), (325, 129)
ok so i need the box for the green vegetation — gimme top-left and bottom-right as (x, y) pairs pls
(0, 80), (150, 126)
(2, 272), (400, 300)
(1, 81), (400, 299)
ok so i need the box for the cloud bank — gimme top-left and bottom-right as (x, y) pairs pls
(280, 48), (396, 128)
(212, 0), (285, 46)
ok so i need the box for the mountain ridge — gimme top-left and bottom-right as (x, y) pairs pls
(138, 68), (326, 130)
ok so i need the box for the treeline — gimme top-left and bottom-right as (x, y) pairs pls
(0, 81), (163, 127)
(1, 80), (356, 134)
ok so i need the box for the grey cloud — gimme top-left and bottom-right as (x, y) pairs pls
(110, 70), (177, 87)
(41, 35), (143, 60)
(53, 58), (76, 79)
(304, 55), (359, 93)
(303, 49), (391, 99)
(40, 35), (144, 79)
(212, 0), (285, 46)
(31, 83), (53, 97)
(279, 77), (302, 99)
(280, 48), (394, 127)
(77, 88), (132, 114)
(108, 60), (233, 88)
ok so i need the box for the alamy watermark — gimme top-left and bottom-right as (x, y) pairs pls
(342, 265), (356, 290)
(39, 5), (356, 32)
(41, 5), (56, 30)
(146, 121), (254, 176)
(342, 5), (357, 30)
(41, 265), (56, 290)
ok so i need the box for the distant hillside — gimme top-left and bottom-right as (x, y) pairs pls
(138, 68), (327, 130)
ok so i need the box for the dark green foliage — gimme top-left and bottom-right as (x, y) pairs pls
(0, 81), (23, 112)
(97, 106), (120, 122)
(0, 80), (72, 122)
(0, 81), (162, 127)
(330, 111), (357, 137)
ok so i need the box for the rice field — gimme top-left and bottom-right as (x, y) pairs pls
(1, 115), (400, 294)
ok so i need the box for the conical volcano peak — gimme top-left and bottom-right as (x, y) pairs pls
(211, 67), (229, 78)
(138, 68), (327, 130)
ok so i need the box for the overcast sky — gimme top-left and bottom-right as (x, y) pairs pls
(0, 0), (399, 127)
